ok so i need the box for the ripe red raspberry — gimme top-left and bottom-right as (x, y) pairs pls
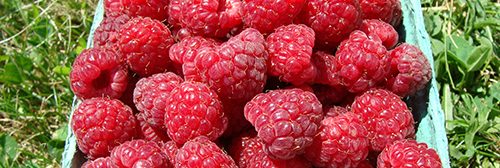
(183, 28), (267, 102)
(312, 51), (340, 86)
(110, 140), (172, 168)
(242, 0), (306, 34)
(312, 84), (348, 106)
(168, 0), (182, 27)
(351, 89), (415, 151)
(360, 19), (399, 49)
(378, 140), (442, 168)
(336, 30), (390, 93)
(136, 113), (170, 142)
(297, 0), (362, 49)
(178, 0), (242, 38)
(93, 13), (131, 51)
(104, 0), (169, 21)
(244, 89), (323, 159)
(164, 81), (228, 145)
(357, 160), (374, 168)
(169, 36), (219, 66)
(70, 48), (128, 99)
(133, 72), (183, 129)
(161, 141), (179, 166)
(71, 98), (138, 159)
(322, 105), (349, 118)
(266, 24), (317, 85)
(386, 43), (432, 97)
(176, 136), (237, 168)
(82, 157), (113, 168)
(119, 17), (175, 76)
(359, 0), (402, 26)
(304, 113), (369, 168)
(229, 133), (311, 168)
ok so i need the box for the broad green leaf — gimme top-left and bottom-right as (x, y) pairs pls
(0, 134), (19, 162)
(51, 125), (67, 142)
(0, 63), (22, 84)
(15, 55), (33, 72)
(0, 55), (8, 62)
(446, 34), (474, 68)
(467, 37), (493, 72)
(490, 82), (500, 100)
(53, 66), (71, 76)
(431, 38), (445, 55)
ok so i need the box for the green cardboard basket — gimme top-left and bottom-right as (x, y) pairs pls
(62, 0), (451, 167)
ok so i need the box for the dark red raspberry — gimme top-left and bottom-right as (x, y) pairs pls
(161, 141), (179, 166)
(312, 84), (348, 106)
(71, 98), (138, 159)
(304, 113), (369, 168)
(285, 84), (314, 92)
(336, 30), (390, 93)
(312, 51), (340, 86)
(351, 89), (415, 151)
(297, 0), (362, 49)
(110, 139), (172, 168)
(178, 0), (243, 38)
(244, 89), (323, 159)
(360, 19), (399, 49)
(93, 13), (131, 51)
(70, 48), (128, 99)
(378, 140), (442, 168)
(176, 136), (237, 168)
(357, 160), (374, 168)
(322, 105), (349, 118)
(105, 0), (169, 21)
(82, 157), (113, 168)
(169, 36), (219, 66)
(359, 0), (402, 26)
(266, 24), (317, 85)
(168, 0), (182, 27)
(242, 0), (306, 34)
(183, 28), (267, 103)
(229, 133), (311, 168)
(222, 100), (252, 138)
(119, 74), (140, 113)
(386, 43), (432, 97)
(136, 113), (170, 142)
(119, 17), (174, 76)
(164, 81), (228, 145)
(133, 72), (183, 129)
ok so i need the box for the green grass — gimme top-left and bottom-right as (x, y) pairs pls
(0, 0), (498, 167)
(0, 0), (95, 167)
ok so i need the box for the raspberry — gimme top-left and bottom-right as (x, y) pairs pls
(297, 0), (362, 48)
(351, 89), (415, 151)
(136, 113), (170, 142)
(168, 0), (182, 27)
(81, 157), (113, 168)
(71, 98), (138, 159)
(244, 89), (323, 159)
(169, 36), (219, 66)
(336, 30), (390, 93)
(312, 84), (348, 106)
(93, 13), (131, 51)
(304, 113), (370, 168)
(222, 101), (252, 138)
(242, 0), (306, 34)
(359, 0), (402, 26)
(229, 133), (312, 168)
(360, 19), (399, 49)
(119, 74), (140, 113)
(266, 24), (317, 85)
(311, 51), (340, 86)
(378, 140), (442, 168)
(322, 105), (349, 118)
(70, 48), (128, 100)
(183, 28), (267, 102)
(164, 81), (228, 145)
(133, 72), (183, 129)
(105, 0), (169, 21)
(357, 160), (374, 168)
(110, 140), (172, 168)
(178, 0), (243, 38)
(161, 141), (180, 166)
(386, 43), (432, 97)
(119, 17), (174, 76)
(176, 136), (237, 168)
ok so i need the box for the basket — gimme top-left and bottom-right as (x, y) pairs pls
(62, 0), (451, 167)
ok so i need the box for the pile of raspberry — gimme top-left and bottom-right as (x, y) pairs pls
(70, 0), (441, 167)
